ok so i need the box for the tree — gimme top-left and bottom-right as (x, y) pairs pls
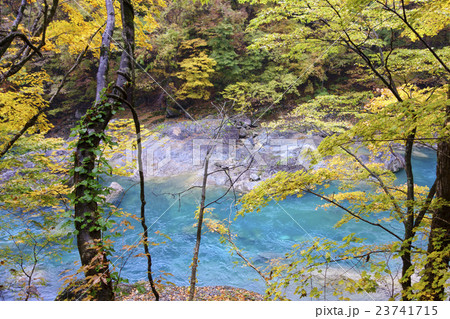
(187, 102), (258, 300)
(188, 107), (229, 300)
(353, 0), (450, 301)
(372, 0), (450, 300)
(0, 0), (162, 159)
(142, 0), (302, 116)
(71, 0), (136, 300)
(175, 38), (217, 100)
(1, 0), (190, 301)
(0, 0), (60, 158)
(236, 0), (449, 300)
(70, 0), (168, 301)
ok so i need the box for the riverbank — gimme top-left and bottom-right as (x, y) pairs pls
(106, 116), (407, 195)
(0, 115), (409, 195)
(116, 283), (264, 301)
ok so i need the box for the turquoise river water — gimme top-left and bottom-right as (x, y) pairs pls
(0, 148), (437, 300)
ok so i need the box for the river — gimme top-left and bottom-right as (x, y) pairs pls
(0, 147), (437, 300)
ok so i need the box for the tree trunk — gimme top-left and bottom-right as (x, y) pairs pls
(422, 91), (450, 300)
(73, 0), (135, 301)
(188, 149), (211, 301)
(128, 103), (159, 300)
(95, 0), (115, 102)
(400, 131), (416, 300)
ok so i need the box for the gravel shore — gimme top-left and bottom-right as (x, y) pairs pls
(117, 283), (265, 301)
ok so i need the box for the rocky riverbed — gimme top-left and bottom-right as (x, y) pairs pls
(107, 117), (406, 195)
(0, 117), (407, 196)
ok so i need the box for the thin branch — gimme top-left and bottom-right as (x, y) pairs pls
(127, 96), (160, 301)
(338, 144), (404, 217)
(11, 0), (28, 31)
(377, 0), (450, 75)
(304, 187), (403, 241)
(0, 32), (43, 59)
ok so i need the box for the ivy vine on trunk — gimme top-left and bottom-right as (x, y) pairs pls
(72, 0), (135, 301)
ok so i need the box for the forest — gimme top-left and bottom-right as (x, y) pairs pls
(0, 0), (449, 301)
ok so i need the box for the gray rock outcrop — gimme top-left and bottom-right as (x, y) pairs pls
(106, 117), (317, 192)
(106, 117), (412, 192)
(105, 181), (124, 204)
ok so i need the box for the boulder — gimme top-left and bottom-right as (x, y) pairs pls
(385, 155), (405, 172)
(375, 151), (406, 173)
(238, 117), (252, 128)
(105, 182), (124, 204)
(222, 126), (240, 140)
(238, 127), (248, 139)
